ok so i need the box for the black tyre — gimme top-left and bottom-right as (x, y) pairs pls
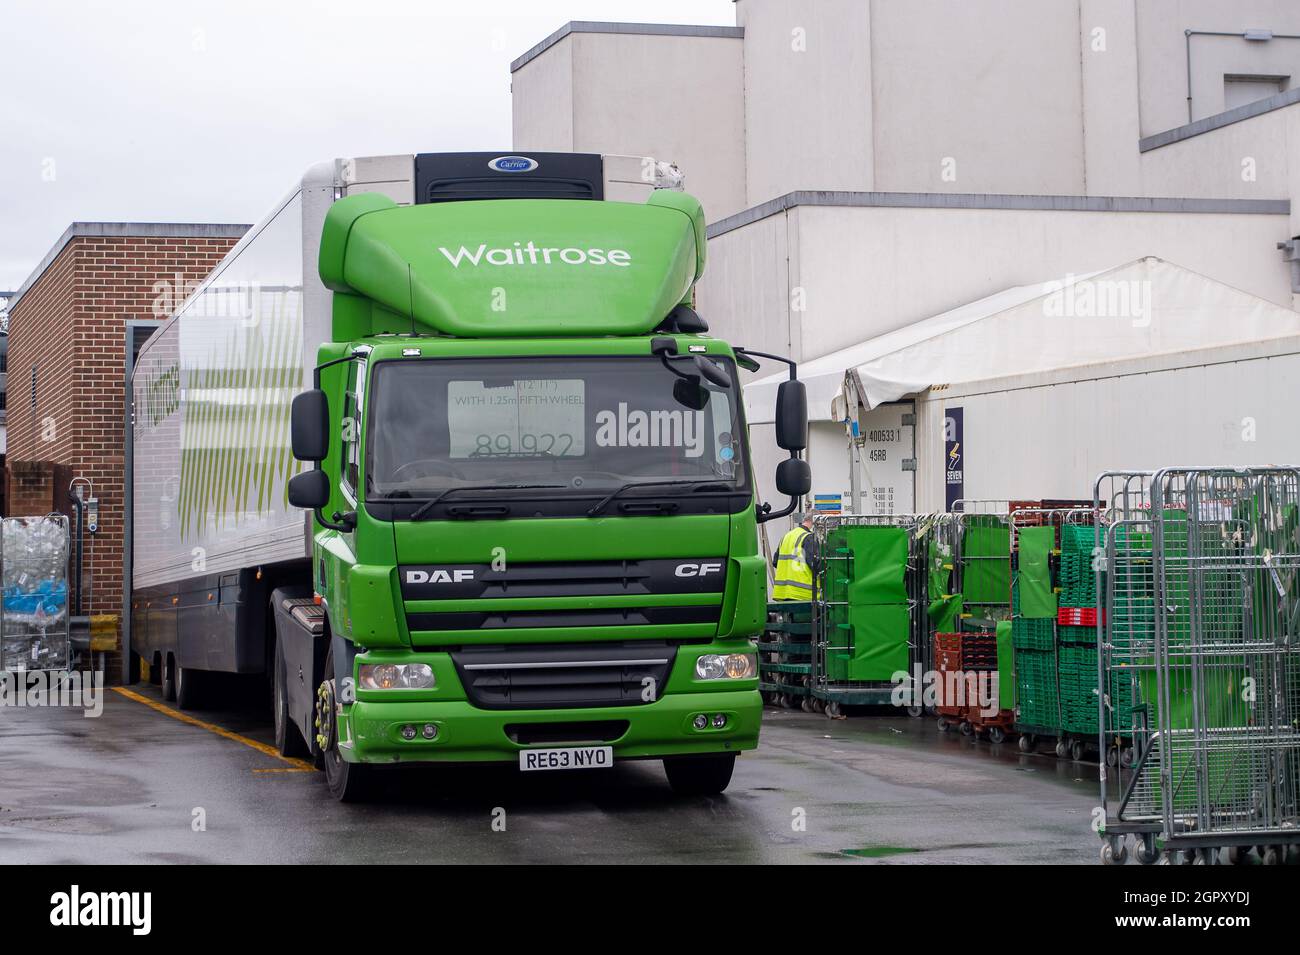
(664, 753), (736, 796)
(320, 646), (372, 802)
(174, 661), (202, 710)
(273, 638), (308, 758)
(161, 654), (177, 701)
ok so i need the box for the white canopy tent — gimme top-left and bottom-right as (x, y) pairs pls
(743, 257), (1300, 424)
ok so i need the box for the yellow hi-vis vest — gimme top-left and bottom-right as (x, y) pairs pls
(772, 526), (814, 601)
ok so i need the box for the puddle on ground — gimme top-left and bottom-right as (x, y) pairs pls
(840, 845), (920, 858)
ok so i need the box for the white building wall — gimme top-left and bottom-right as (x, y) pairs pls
(735, 0), (874, 205)
(783, 203), (1293, 361)
(512, 27), (747, 220)
(511, 38), (575, 152)
(1135, 0), (1300, 134)
(913, 338), (1300, 512)
(865, 0), (1086, 196)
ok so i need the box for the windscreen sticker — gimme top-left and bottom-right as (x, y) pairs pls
(448, 379), (585, 458)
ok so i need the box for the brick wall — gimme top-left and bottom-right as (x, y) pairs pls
(5, 233), (240, 678)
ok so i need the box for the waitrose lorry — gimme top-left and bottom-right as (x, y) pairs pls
(129, 151), (810, 800)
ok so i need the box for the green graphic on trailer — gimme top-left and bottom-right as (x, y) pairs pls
(176, 296), (304, 540)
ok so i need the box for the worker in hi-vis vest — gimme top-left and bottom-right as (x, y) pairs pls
(772, 512), (817, 601)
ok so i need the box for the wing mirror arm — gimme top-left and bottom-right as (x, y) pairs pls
(735, 349), (811, 525)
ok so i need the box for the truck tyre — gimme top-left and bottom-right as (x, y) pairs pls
(174, 662), (202, 710)
(273, 638), (308, 758)
(320, 647), (372, 802)
(162, 654), (177, 702)
(664, 753), (736, 796)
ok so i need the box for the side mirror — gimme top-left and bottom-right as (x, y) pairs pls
(774, 380), (807, 451)
(291, 390), (330, 462)
(775, 458), (811, 498)
(287, 469), (331, 510)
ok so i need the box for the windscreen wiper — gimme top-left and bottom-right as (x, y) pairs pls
(586, 480), (732, 517)
(408, 483), (566, 520)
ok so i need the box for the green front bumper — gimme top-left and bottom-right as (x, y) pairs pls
(341, 689), (762, 764)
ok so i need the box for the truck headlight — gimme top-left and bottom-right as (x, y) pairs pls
(695, 653), (756, 680)
(359, 663), (436, 689)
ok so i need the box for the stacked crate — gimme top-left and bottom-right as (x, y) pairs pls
(1055, 525), (1100, 733)
(934, 631), (965, 722)
(1058, 643), (1100, 734)
(1011, 579), (1060, 729)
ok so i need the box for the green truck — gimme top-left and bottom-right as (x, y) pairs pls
(129, 152), (809, 800)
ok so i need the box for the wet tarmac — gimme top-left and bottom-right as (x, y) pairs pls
(0, 679), (1103, 863)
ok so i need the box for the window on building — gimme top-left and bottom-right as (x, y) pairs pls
(1224, 73), (1289, 111)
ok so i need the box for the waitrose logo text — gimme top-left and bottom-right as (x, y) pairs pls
(438, 241), (631, 268)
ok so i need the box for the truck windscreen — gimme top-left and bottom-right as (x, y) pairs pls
(365, 356), (748, 500)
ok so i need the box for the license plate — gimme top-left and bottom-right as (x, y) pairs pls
(518, 746), (614, 772)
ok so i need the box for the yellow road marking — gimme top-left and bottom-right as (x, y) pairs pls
(111, 687), (315, 772)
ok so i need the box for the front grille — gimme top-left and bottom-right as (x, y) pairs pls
(451, 643), (677, 710)
(409, 605), (716, 632)
(400, 558), (727, 600)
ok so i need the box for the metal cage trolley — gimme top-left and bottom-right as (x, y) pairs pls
(810, 513), (931, 718)
(0, 514), (73, 675)
(1096, 467), (1300, 865)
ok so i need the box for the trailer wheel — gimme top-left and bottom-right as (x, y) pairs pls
(174, 662), (202, 711)
(664, 753), (736, 796)
(1018, 734), (1034, 753)
(906, 705), (923, 719)
(162, 654), (177, 702)
(988, 726), (1006, 744)
(937, 717), (951, 732)
(319, 647), (372, 803)
(1055, 739), (1069, 759)
(958, 721), (973, 736)
(273, 639), (308, 758)
(1070, 740), (1086, 762)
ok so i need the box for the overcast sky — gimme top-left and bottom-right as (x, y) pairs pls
(0, 0), (736, 291)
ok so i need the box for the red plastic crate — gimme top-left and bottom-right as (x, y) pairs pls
(1058, 606), (1104, 627)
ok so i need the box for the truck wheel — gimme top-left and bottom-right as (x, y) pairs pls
(273, 639), (307, 758)
(174, 662), (202, 710)
(663, 753), (736, 796)
(162, 654), (177, 702)
(320, 647), (372, 802)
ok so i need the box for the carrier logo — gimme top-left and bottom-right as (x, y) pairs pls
(405, 568), (475, 584)
(675, 562), (723, 578)
(488, 155), (538, 173)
